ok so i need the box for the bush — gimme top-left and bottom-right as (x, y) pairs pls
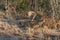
(16, 0), (29, 10)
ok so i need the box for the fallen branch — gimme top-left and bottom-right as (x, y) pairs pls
(17, 19), (37, 23)
(43, 28), (60, 36)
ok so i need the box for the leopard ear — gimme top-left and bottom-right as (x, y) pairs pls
(37, 11), (44, 17)
(28, 11), (35, 17)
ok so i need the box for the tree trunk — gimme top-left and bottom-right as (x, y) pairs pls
(50, 0), (58, 29)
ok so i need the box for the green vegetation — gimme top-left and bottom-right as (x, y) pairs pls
(16, 0), (29, 10)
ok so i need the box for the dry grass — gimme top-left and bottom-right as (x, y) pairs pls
(0, 20), (60, 40)
(0, 11), (60, 40)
